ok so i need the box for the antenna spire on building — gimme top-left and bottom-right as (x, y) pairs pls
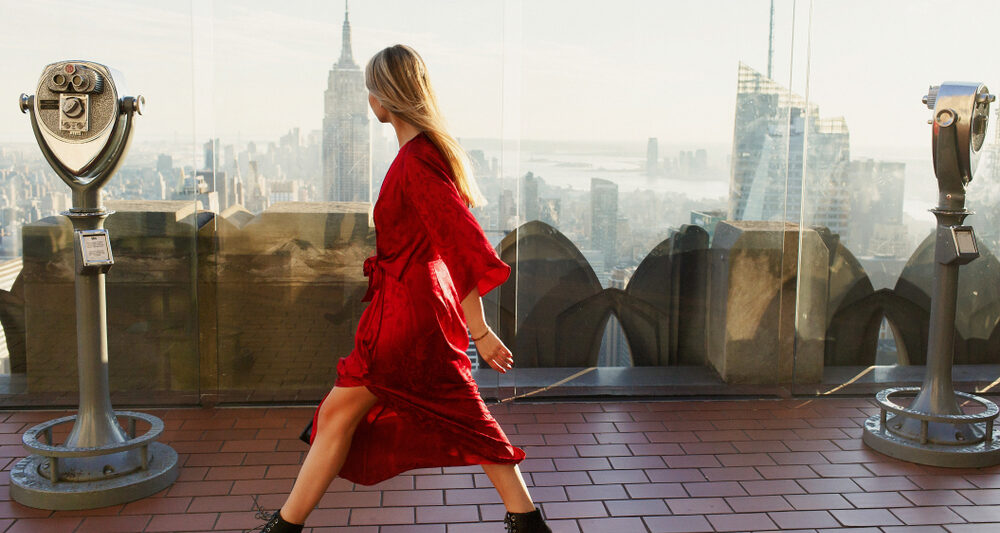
(338, 0), (356, 68)
(767, 0), (774, 79)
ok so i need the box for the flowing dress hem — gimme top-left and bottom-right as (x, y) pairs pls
(312, 374), (526, 486)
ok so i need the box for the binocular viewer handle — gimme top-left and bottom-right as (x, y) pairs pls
(20, 93), (144, 211)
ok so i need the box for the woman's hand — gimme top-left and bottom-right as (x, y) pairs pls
(474, 329), (513, 373)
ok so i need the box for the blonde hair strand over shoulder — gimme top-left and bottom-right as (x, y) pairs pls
(365, 44), (486, 208)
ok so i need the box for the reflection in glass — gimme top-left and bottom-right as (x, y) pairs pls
(729, 63), (849, 236)
(797, 0), (1000, 393)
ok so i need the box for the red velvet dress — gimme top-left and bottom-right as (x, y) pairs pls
(308, 132), (525, 485)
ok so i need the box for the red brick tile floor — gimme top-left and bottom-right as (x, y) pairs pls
(0, 397), (999, 532)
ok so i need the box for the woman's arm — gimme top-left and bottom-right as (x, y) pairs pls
(460, 287), (513, 373)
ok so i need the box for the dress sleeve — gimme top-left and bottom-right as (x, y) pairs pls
(403, 148), (510, 300)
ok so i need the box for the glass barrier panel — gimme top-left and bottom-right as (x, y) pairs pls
(0, 1), (201, 407)
(500, 0), (800, 399)
(207, 1), (505, 403)
(794, 0), (1000, 395)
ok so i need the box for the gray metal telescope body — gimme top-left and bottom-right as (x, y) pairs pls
(863, 82), (1000, 467)
(11, 61), (178, 510)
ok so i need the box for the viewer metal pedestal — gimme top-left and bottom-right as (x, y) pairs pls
(863, 82), (1000, 467)
(10, 61), (178, 510)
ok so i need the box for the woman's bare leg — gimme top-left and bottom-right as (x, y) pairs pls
(481, 463), (536, 513)
(279, 385), (379, 524)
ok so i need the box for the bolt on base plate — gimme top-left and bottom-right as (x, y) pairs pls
(10, 442), (178, 510)
(863, 416), (1000, 468)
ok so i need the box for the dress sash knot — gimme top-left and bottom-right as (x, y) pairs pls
(361, 255), (382, 303)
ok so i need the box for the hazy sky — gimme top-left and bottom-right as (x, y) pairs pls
(1, 0), (998, 156)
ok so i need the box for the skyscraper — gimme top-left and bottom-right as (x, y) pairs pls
(727, 63), (851, 237)
(847, 159), (907, 257)
(498, 189), (515, 231)
(591, 178), (618, 269)
(202, 138), (228, 210)
(646, 137), (659, 176)
(156, 154), (173, 175)
(523, 172), (540, 222)
(322, 4), (371, 203)
(539, 198), (561, 228)
(203, 138), (219, 172)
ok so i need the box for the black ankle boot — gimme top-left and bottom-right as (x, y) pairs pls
(503, 508), (552, 533)
(244, 510), (303, 533)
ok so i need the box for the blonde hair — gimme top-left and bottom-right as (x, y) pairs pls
(365, 44), (485, 207)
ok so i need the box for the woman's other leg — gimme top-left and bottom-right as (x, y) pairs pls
(280, 385), (379, 524)
(481, 463), (535, 513)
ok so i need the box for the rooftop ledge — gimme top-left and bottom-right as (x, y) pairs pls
(0, 202), (993, 408)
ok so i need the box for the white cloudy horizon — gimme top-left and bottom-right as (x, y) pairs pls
(1, 0), (998, 159)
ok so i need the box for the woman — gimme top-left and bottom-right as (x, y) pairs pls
(251, 45), (551, 533)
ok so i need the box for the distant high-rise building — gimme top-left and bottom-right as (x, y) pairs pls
(498, 189), (515, 230)
(245, 161), (269, 213)
(322, 4), (371, 202)
(694, 148), (708, 170)
(200, 138), (229, 209)
(156, 154), (173, 175)
(539, 198), (561, 228)
(523, 172), (540, 222)
(616, 216), (632, 263)
(468, 150), (490, 178)
(179, 171), (219, 213)
(804, 118), (851, 236)
(203, 138), (219, 173)
(646, 138), (659, 176)
(728, 63), (850, 237)
(157, 173), (167, 200)
(232, 160), (246, 207)
(591, 178), (618, 269)
(678, 151), (692, 174)
(847, 159), (906, 257)
(269, 181), (299, 204)
(280, 128), (300, 149)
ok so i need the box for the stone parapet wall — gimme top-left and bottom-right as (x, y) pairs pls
(18, 201), (374, 403)
(707, 221), (827, 384)
(4, 203), (999, 403)
(213, 202), (373, 402)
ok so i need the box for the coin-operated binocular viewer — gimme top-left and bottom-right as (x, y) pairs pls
(11, 61), (178, 509)
(863, 82), (1000, 467)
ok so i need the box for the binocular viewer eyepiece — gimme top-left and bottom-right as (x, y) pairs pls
(19, 60), (143, 210)
(47, 62), (104, 94)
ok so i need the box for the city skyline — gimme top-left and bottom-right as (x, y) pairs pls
(2, 0), (998, 153)
(4, 0), (1000, 269)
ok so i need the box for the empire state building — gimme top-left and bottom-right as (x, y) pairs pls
(323, 5), (371, 203)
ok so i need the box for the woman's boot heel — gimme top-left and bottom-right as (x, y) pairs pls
(503, 507), (552, 533)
